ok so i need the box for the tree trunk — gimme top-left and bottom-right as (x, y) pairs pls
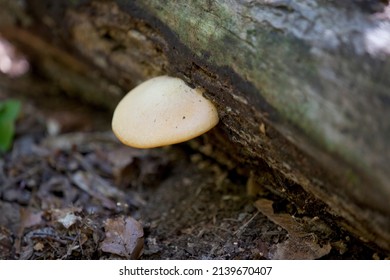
(1, 0), (389, 252)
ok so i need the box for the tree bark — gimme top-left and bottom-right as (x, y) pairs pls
(1, 0), (390, 252)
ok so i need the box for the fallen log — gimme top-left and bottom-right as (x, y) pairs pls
(1, 0), (389, 253)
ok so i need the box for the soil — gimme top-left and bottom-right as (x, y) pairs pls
(0, 95), (385, 260)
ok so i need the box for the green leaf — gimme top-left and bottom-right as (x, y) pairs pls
(0, 100), (21, 121)
(0, 99), (21, 152)
(0, 121), (14, 152)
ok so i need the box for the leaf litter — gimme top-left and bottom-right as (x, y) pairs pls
(0, 99), (386, 260)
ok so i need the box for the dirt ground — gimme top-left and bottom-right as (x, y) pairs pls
(0, 96), (385, 260)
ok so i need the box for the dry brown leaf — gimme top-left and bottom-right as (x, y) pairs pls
(107, 147), (172, 188)
(259, 123), (266, 135)
(107, 147), (149, 187)
(255, 199), (331, 259)
(33, 242), (44, 251)
(37, 176), (76, 208)
(71, 171), (118, 209)
(17, 208), (44, 255)
(270, 235), (331, 260)
(101, 216), (144, 259)
(20, 208), (43, 229)
(50, 207), (82, 229)
(0, 227), (13, 259)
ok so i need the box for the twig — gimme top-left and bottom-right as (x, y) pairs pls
(234, 211), (260, 237)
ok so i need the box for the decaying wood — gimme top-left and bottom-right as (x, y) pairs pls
(1, 0), (389, 252)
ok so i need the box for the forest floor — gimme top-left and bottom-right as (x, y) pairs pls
(0, 95), (385, 260)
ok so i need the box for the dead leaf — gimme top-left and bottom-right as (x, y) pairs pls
(50, 207), (82, 229)
(0, 227), (13, 259)
(101, 216), (144, 259)
(107, 147), (143, 187)
(107, 147), (172, 188)
(33, 242), (44, 251)
(17, 208), (43, 255)
(71, 171), (118, 209)
(37, 176), (76, 208)
(259, 123), (266, 135)
(255, 199), (331, 259)
(20, 208), (43, 229)
(270, 235), (331, 260)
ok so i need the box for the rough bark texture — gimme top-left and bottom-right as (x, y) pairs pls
(1, 0), (389, 252)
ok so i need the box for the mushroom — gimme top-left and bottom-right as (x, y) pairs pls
(112, 75), (219, 148)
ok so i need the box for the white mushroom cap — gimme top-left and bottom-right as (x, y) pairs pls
(112, 75), (219, 148)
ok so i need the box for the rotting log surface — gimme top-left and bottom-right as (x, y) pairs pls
(1, 0), (389, 252)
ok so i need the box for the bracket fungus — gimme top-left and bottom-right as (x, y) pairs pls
(112, 76), (219, 148)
